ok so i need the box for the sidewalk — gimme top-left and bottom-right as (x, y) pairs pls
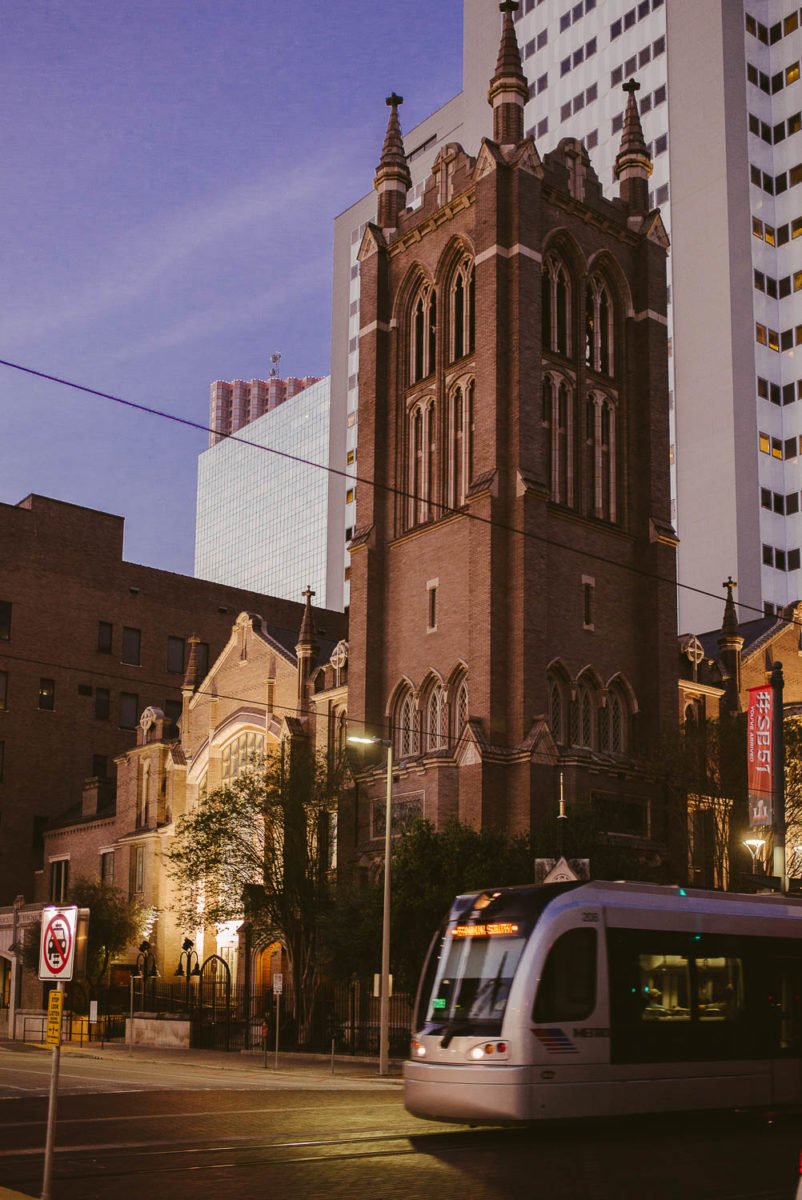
(0, 1037), (405, 1082)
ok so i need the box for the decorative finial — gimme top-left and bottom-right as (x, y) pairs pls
(623, 78), (641, 94)
(723, 576), (737, 592)
(386, 92), (403, 109)
(302, 585), (315, 602)
(499, 0), (519, 13)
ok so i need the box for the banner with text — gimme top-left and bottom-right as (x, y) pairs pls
(748, 683), (773, 825)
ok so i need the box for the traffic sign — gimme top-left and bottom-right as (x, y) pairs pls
(39, 906), (79, 981)
(45, 989), (63, 1046)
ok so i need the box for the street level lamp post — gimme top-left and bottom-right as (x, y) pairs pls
(348, 734), (393, 1076)
(744, 838), (766, 875)
(174, 937), (201, 1011)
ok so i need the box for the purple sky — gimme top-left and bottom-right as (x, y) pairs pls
(1, 1), (463, 576)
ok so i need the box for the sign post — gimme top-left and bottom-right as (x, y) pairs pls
(38, 905), (80, 1200)
(273, 973), (282, 1069)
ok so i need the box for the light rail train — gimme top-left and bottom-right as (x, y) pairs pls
(403, 880), (802, 1123)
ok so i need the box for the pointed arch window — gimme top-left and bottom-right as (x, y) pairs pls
(585, 276), (614, 376)
(394, 687), (418, 759)
(547, 675), (568, 744)
(455, 676), (469, 738)
(544, 375), (574, 506)
(572, 680), (597, 749)
(426, 684), (447, 750)
(542, 255), (572, 357)
(407, 399), (437, 527)
(450, 256), (475, 362)
(410, 283), (437, 384)
(587, 393), (617, 522)
(604, 686), (629, 754)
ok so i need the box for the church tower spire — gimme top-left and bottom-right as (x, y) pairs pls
(614, 79), (653, 212)
(718, 577), (744, 712)
(488, 0), (528, 146)
(374, 93), (412, 229)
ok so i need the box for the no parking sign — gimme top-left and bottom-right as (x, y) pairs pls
(38, 906), (79, 981)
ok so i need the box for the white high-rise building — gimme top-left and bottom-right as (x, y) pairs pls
(332, 0), (802, 630)
(195, 376), (342, 608)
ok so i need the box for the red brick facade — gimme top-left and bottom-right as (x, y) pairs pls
(0, 494), (346, 904)
(346, 23), (677, 869)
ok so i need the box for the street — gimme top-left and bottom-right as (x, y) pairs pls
(0, 1045), (800, 1200)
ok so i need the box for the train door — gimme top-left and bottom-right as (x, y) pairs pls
(765, 953), (802, 1104)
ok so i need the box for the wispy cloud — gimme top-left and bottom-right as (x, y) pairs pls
(1, 147), (350, 350)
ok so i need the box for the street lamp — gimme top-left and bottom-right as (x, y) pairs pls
(348, 733), (393, 1076)
(744, 838), (766, 875)
(174, 937), (201, 1010)
(134, 940), (157, 980)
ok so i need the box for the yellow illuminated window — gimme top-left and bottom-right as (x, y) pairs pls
(346, 449), (355, 464)
(773, 437), (783, 458)
(760, 432), (770, 453)
(347, 411), (356, 427)
(785, 12), (798, 34)
(787, 62), (800, 85)
(753, 216), (764, 238)
(346, 488), (354, 504)
(769, 328), (780, 351)
(766, 224), (776, 244)
(756, 323), (767, 345)
(793, 217), (802, 238)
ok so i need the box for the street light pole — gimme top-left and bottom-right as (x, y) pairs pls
(348, 733), (393, 1076)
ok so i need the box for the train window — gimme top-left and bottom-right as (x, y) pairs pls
(533, 927), (597, 1022)
(764, 956), (802, 1053)
(638, 953), (690, 1022)
(695, 956), (744, 1023)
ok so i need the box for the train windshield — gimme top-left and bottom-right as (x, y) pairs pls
(415, 885), (577, 1038)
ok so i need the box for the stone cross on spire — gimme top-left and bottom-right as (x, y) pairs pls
(374, 91), (411, 229)
(488, 0), (527, 146)
(614, 77), (652, 212)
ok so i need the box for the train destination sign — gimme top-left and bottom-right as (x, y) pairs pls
(38, 906), (79, 981)
(452, 922), (520, 938)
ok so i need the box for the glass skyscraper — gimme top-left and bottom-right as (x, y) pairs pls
(195, 376), (338, 607)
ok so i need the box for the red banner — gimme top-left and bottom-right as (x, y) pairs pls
(747, 684), (773, 825)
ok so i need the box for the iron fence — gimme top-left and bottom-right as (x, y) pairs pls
(116, 977), (414, 1054)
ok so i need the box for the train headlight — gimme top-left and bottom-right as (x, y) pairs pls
(469, 1041), (508, 1060)
(410, 1039), (426, 1058)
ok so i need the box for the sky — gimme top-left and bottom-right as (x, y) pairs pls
(1, 0), (463, 576)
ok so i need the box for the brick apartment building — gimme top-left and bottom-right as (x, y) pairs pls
(0, 493), (346, 905)
(345, 12), (678, 870)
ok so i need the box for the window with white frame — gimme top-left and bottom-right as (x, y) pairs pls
(221, 730), (265, 783)
(450, 256), (475, 362)
(585, 275), (614, 375)
(394, 687), (417, 759)
(426, 683), (447, 750)
(410, 282), (437, 384)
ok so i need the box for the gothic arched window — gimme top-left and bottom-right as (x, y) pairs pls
(394, 687), (417, 759)
(547, 674), (569, 744)
(450, 257), (475, 362)
(542, 255), (572, 357)
(447, 383), (473, 508)
(407, 399), (437, 527)
(572, 679), (598, 749)
(586, 393), (617, 522)
(410, 283), (437, 384)
(454, 676), (469, 738)
(426, 684), (447, 750)
(585, 276), (614, 376)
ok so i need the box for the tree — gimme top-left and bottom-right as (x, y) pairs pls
(22, 878), (150, 1002)
(324, 819), (534, 991)
(168, 742), (345, 1043)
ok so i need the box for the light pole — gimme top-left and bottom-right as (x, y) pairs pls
(348, 733), (393, 1075)
(743, 837), (766, 875)
(174, 936), (201, 1011)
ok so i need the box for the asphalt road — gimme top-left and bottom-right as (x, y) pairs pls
(0, 1045), (800, 1200)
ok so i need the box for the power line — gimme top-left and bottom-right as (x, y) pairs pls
(0, 356), (783, 626)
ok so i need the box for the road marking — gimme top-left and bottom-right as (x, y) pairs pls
(0, 1098), (394, 1129)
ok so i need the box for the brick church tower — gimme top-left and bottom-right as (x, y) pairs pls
(347, 4), (677, 869)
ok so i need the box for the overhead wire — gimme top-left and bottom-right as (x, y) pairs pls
(0, 357), (783, 626)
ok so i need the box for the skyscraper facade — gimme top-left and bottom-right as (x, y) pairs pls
(195, 376), (342, 608)
(333, 0), (802, 631)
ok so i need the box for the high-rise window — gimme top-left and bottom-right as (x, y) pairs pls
(0, 671), (7, 711)
(119, 692), (139, 730)
(97, 621), (113, 654)
(38, 679), (55, 711)
(95, 688), (110, 720)
(49, 858), (69, 903)
(0, 602), (11, 641)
